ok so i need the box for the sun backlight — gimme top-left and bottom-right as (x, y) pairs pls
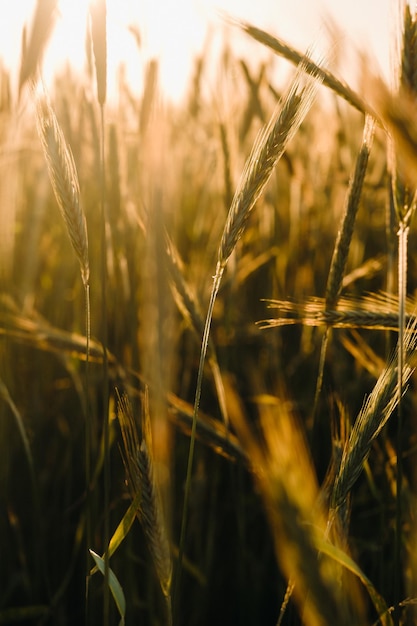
(0, 0), (393, 104)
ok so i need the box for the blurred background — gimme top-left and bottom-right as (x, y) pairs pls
(0, 0), (392, 104)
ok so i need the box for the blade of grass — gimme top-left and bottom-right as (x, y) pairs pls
(89, 550), (125, 625)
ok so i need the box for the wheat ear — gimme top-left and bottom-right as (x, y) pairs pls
(36, 94), (89, 287)
(218, 58), (321, 270)
(165, 234), (228, 425)
(117, 391), (172, 624)
(229, 18), (377, 118)
(330, 316), (417, 514)
(89, 3), (110, 620)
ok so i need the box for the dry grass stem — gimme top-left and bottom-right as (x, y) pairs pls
(35, 94), (89, 286)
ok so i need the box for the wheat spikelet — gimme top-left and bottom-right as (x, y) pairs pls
(217, 58), (322, 271)
(325, 115), (376, 308)
(89, 0), (107, 107)
(259, 293), (417, 331)
(36, 94), (89, 287)
(117, 391), (172, 615)
(400, 5), (417, 95)
(331, 317), (417, 512)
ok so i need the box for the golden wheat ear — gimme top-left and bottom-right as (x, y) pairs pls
(217, 54), (322, 271)
(35, 92), (89, 287)
(117, 390), (172, 623)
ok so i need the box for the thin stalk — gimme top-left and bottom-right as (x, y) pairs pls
(89, 0), (108, 618)
(174, 267), (224, 614)
(98, 103), (110, 626)
(0, 378), (51, 598)
(84, 281), (91, 620)
(394, 221), (408, 625)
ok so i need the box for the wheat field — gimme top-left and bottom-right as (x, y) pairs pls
(2, 1), (417, 625)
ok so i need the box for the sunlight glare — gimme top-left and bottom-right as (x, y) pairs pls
(0, 0), (396, 104)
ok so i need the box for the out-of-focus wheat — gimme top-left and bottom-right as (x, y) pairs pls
(117, 391), (172, 624)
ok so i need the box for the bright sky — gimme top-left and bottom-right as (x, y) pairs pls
(0, 0), (397, 104)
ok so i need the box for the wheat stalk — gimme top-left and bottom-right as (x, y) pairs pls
(175, 55), (323, 604)
(89, 3), (110, 620)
